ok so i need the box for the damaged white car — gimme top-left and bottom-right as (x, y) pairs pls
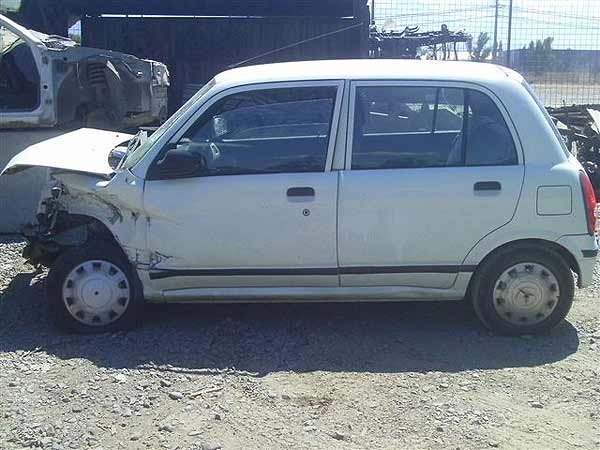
(2, 60), (598, 335)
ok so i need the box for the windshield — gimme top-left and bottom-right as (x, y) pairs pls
(122, 78), (217, 169)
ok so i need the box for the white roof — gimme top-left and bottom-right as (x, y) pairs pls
(215, 59), (523, 87)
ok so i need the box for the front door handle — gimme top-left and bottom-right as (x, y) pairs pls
(474, 181), (502, 192)
(287, 187), (315, 197)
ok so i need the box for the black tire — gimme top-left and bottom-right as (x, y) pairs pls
(470, 244), (575, 336)
(46, 244), (144, 334)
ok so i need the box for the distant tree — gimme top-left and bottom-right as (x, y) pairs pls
(492, 40), (504, 61)
(524, 37), (554, 73)
(382, 19), (398, 31)
(470, 32), (492, 62)
(69, 33), (82, 44)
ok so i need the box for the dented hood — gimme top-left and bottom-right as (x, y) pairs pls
(1, 128), (133, 176)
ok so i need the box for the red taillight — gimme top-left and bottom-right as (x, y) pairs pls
(580, 171), (598, 236)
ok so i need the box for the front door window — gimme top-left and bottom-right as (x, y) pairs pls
(154, 86), (338, 178)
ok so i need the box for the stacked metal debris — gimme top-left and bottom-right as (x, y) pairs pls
(549, 105), (600, 195)
(369, 25), (472, 60)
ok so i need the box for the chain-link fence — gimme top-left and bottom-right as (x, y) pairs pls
(370, 0), (600, 107)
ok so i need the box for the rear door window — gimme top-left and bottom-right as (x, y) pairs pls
(461, 90), (518, 166)
(351, 85), (518, 170)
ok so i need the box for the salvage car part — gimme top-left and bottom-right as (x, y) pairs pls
(0, 14), (169, 130)
(548, 104), (600, 196)
(369, 24), (472, 60)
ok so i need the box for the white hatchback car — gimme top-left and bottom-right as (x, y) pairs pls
(2, 60), (598, 335)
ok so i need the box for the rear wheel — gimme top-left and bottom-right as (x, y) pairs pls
(46, 245), (144, 333)
(470, 245), (574, 335)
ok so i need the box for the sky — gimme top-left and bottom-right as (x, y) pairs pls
(371, 0), (600, 50)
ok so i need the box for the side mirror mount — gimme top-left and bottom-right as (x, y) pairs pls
(151, 148), (206, 180)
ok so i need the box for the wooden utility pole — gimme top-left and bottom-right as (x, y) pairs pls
(371, 0), (375, 25)
(493, 0), (499, 60)
(506, 0), (514, 66)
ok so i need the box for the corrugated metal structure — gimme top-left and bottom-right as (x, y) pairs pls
(83, 15), (368, 108)
(7, 1), (369, 109)
(72, 0), (364, 17)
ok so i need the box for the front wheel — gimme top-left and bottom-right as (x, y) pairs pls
(46, 245), (144, 333)
(470, 245), (575, 336)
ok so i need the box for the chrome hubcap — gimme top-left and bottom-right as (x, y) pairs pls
(493, 262), (560, 326)
(62, 260), (130, 327)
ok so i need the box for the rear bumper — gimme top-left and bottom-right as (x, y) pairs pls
(557, 234), (599, 288)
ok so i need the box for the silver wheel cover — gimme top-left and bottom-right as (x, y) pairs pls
(62, 260), (131, 327)
(493, 262), (560, 326)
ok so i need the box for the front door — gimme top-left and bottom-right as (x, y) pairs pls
(143, 82), (343, 290)
(338, 82), (525, 288)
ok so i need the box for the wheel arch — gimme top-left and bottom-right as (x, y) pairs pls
(23, 212), (129, 267)
(66, 213), (127, 249)
(466, 238), (580, 295)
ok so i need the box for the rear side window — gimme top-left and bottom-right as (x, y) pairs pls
(351, 86), (518, 170)
(170, 86), (337, 176)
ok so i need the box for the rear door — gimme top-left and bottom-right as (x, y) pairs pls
(338, 81), (525, 288)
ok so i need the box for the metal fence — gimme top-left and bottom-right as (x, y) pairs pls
(370, 0), (600, 107)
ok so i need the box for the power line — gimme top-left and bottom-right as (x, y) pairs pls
(496, 14), (600, 30)
(228, 22), (365, 69)
(376, 6), (496, 20)
(510, 5), (600, 22)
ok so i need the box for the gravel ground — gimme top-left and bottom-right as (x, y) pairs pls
(1, 236), (599, 450)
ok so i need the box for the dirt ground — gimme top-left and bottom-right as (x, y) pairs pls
(532, 82), (600, 108)
(1, 236), (599, 450)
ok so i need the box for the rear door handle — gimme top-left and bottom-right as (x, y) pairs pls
(474, 181), (502, 192)
(287, 187), (315, 197)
